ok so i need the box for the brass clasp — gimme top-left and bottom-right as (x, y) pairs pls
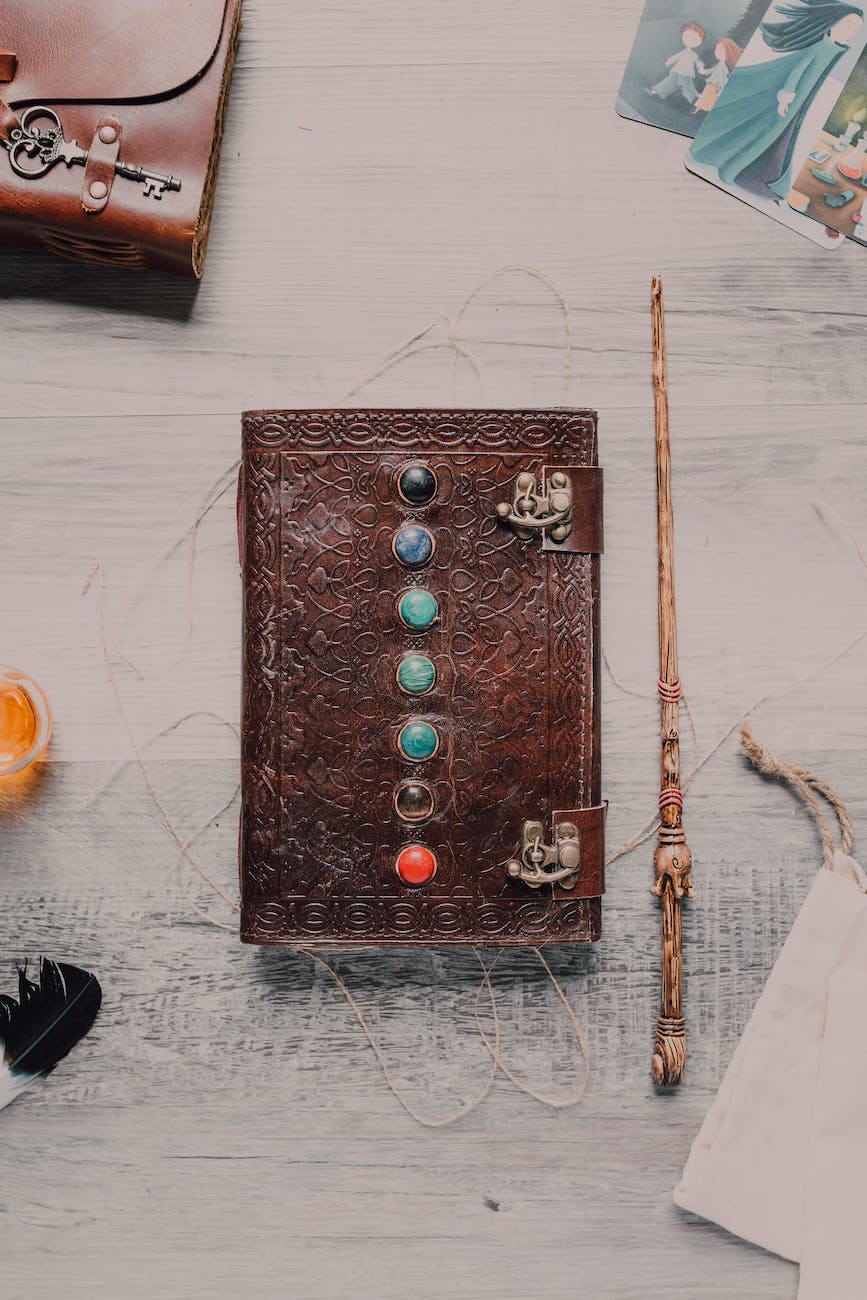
(506, 820), (581, 890)
(496, 471), (573, 543)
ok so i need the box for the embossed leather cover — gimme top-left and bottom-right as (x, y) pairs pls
(239, 410), (604, 947)
(0, 0), (242, 275)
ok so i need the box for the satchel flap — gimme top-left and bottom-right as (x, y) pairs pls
(2, 0), (230, 105)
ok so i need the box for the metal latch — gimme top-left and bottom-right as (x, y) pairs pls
(496, 471), (573, 544)
(506, 819), (581, 890)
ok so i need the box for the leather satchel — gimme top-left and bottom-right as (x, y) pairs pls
(0, 0), (242, 276)
(239, 409), (605, 947)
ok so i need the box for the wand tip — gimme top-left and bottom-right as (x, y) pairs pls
(651, 274), (663, 302)
(653, 1014), (686, 1086)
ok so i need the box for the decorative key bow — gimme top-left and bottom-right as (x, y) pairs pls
(3, 106), (181, 200)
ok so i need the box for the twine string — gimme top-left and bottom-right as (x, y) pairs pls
(474, 948), (591, 1109)
(603, 627), (866, 870)
(84, 271), (866, 1127)
(300, 946), (503, 1129)
(739, 721), (854, 866)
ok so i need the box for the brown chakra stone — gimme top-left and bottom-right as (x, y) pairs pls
(394, 781), (435, 822)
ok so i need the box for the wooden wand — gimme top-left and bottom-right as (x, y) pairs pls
(650, 275), (693, 1088)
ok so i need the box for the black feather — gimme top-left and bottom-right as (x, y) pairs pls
(0, 959), (102, 1108)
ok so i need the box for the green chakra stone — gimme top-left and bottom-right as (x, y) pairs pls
(397, 588), (439, 631)
(396, 654), (436, 696)
(397, 720), (439, 762)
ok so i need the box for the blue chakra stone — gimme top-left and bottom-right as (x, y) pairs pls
(396, 654), (436, 696)
(392, 523), (435, 568)
(397, 588), (439, 631)
(397, 720), (440, 762)
(398, 464), (437, 505)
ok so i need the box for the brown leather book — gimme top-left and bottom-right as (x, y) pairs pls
(239, 410), (605, 946)
(0, 0), (242, 276)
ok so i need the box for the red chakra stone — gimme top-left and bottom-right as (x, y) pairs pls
(396, 844), (437, 886)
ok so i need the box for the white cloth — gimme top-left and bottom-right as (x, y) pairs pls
(675, 850), (867, 1298)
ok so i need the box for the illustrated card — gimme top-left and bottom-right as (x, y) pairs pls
(685, 0), (867, 246)
(617, 0), (770, 137)
(788, 42), (867, 240)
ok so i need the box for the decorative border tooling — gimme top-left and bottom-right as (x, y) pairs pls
(244, 897), (602, 945)
(244, 409), (597, 457)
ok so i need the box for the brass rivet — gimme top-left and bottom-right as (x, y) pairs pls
(559, 842), (581, 872)
(88, 180), (108, 200)
(98, 126), (117, 145)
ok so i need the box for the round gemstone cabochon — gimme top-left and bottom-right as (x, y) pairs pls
(397, 720), (439, 761)
(392, 523), (435, 568)
(396, 654), (436, 696)
(397, 588), (438, 631)
(397, 463), (437, 505)
(394, 781), (435, 823)
(396, 844), (437, 886)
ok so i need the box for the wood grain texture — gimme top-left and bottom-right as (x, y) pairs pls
(1, 1), (865, 1296)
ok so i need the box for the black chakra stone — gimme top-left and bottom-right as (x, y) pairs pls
(393, 781), (435, 823)
(397, 463), (437, 506)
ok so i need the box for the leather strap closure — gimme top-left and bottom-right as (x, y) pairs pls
(542, 465), (603, 554)
(81, 114), (121, 214)
(0, 50), (18, 142)
(0, 97), (19, 143)
(551, 802), (607, 898)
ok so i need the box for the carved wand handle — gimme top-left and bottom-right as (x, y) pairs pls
(650, 276), (693, 1088)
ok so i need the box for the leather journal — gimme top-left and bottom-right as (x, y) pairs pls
(239, 410), (605, 947)
(0, 0), (242, 276)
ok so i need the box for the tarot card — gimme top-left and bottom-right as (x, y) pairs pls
(788, 42), (867, 238)
(617, 0), (770, 137)
(685, 0), (867, 246)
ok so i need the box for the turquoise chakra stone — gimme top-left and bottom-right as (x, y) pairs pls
(396, 654), (436, 696)
(392, 523), (434, 568)
(397, 720), (439, 762)
(397, 588), (439, 631)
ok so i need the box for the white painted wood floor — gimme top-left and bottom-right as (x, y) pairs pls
(2, 2), (865, 1296)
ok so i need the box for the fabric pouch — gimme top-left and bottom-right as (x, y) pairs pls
(675, 726), (867, 1299)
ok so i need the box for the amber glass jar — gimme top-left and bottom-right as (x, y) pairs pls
(0, 666), (51, 776)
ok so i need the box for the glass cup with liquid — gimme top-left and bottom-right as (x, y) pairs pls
(0, 666), (52, 776)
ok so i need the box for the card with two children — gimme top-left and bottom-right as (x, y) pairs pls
(618, 1), (769, 136)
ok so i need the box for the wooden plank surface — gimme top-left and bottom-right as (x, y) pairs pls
(1, 2), (865, 1295)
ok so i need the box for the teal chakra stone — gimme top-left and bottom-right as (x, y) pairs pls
(392, 523), (435, 567)
(397, 720), (440, 762)
(396, 654), (436, 696)
(397, 588), (439, 631)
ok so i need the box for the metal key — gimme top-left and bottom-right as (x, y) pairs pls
(2, 106), (181, 199)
